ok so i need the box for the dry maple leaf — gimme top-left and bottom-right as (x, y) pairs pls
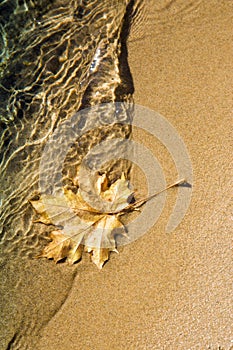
(31, 173), (133, 269)
(30, 175), (185, 269)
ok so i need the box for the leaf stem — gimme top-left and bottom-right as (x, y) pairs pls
(116, 178), (186, 214)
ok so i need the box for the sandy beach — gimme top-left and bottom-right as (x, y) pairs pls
(1, 1), (232, 349)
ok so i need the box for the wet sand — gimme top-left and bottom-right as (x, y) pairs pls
(1, 1), (232, 349)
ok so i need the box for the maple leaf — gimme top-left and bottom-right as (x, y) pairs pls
(30, 173), (133, 269)
(30, 175), (185, 269)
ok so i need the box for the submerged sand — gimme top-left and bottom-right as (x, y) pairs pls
(1, 1), (232, 349)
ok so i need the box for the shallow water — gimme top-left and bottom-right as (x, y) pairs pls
(0, 1), (135, 348)
(0, 0), (134, 255)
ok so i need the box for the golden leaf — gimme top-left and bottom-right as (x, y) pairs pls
(31, 173), (133, 269)
(31, 172), (185, 269)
